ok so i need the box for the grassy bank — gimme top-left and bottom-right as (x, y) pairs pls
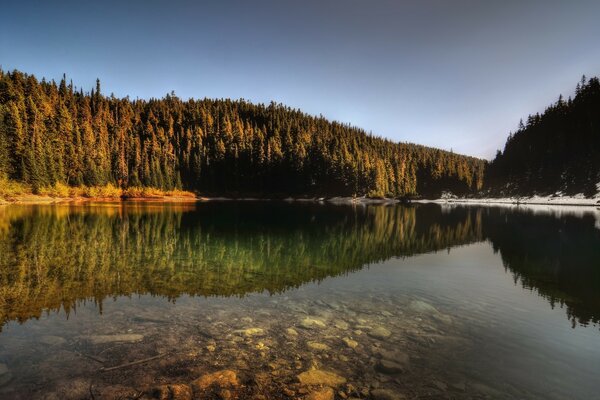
(0, 179), (197, 203)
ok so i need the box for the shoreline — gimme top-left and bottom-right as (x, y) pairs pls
(0, 194), (199, 205)
(2, 194), (599, 208)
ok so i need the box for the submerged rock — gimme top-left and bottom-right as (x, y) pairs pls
(238, 327), (265, 337)
(308, 341), (330, 351)
(85, 334), (144, 344)
(374, 349), (410, 366)
(300, 317), (326, 329)
(191, 370), (239, 391)
(153, 383), (193, 400)
(368, 326), (391, 339)
(307, 387), (335, 400)
(409, 300), (438, 314)
(334, 320), (349, 330)
(39, 335), (67, 346)
(374, 359), (406, 374)
(342, 337), (358, 349)
(298, 370), (346, 386)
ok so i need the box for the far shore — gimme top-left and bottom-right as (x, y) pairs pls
(0, 194), (199, 205)
(1, 193), (599, 207)
(415, 195), (600, 208)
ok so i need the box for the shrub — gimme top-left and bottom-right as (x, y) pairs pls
(0, 178), (31, 198)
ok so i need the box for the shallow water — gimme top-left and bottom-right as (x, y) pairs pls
(0, 202), (599, 399)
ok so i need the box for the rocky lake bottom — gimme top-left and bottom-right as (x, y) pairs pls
(0, 286), (524, 400)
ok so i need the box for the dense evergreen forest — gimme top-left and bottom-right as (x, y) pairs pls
(0, 69), (485, 198)
(486, 75), (600, 196)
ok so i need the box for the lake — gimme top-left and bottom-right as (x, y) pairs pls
(0, 202), (599, 399)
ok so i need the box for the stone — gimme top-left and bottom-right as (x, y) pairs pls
(286, 328), (299, 336)
(153, 384), (192, 400)
(238, 328), (265, 337)
(374, 349), (410, 366)
(255, 342), (267, 350)
(153, 386), (170, 399)
(375, 360), (405, 374)
(409, 300), (438, 314)
(342, 337), (358, 349)
(306, 387), (335, 400)
(95, 385), (139, 399)
(334, 320), (349, 330)
(308, 342), (330, 351)
(85, 334), (144, 344)
(300, 317), (326, 329)
(191, 370), (239, 392)
(298, 370), (346, 386)
(432, 313), (453, 324)
(39, 335), (67, 346)
(451, 382), (466, 392)
(370, 388), (406, 400)
(368, 326), (391, 339)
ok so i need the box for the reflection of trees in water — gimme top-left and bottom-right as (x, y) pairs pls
(482, 208), (600, 328)
(0, 203), (482, 328)
(0, 203), (598, 330)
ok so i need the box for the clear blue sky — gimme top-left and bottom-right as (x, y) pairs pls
(1, 0), (599, 159)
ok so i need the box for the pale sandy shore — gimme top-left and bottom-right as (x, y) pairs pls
(415, 195), (600, 208)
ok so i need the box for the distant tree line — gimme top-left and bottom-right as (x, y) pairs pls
(486, 75), (600, 196)
(0, 69), (485, 197)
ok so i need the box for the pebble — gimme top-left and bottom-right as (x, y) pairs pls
(334, 320), (349, 330)
(191, 370), (239, 391)
(239, 328), (265, 337)
(39, 335), (67, 346)
(375, 359), (405, 374)
(368, 326), (391, 339)
(306, 387), (335, 400)
(286, 328), (299, 336)
(409, 300), (438, 314)
(85, 334), (144, 344)
(300, 317), (326, 329)
(308, 342), (330, 351)
(342, 337), (358, 349)
(297, 370), (346, 386)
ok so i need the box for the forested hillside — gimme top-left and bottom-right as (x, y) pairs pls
(486, 76), (600, 196)
(0, 69), (484, 198)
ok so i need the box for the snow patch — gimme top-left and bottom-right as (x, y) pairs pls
(416, 195), (600, 230)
